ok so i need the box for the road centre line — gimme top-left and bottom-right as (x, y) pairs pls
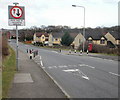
(109, 72), (120, 77)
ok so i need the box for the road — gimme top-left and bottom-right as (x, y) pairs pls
(10, 41), (119, 98)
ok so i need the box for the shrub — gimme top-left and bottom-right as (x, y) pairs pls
(78, 42), (119, 55)
(2, 34), (9, 57)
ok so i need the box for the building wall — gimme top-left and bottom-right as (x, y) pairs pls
(105, 32), (116, 45)
(34, 34), (48, 43)
(88, 36), (107, 46)
(53, 38), (61, 45)
(72, 34), (85, 49)
(48, 34), (53, 46)
(116, 40), (120, 45)
(40, 35), (46, 43)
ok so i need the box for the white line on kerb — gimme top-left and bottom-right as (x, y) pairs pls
(40, 61), (43, 66)
(109, 72), (120, 77)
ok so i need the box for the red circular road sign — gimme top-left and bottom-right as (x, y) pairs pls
(10, 6), (23, 19)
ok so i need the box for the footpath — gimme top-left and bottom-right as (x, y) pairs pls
(57, 50), (119, 61)
(8, 49), (68, 99)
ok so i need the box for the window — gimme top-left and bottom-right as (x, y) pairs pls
(100, 39), (105, 44)
(45, 39), (48, 41)
(88, 40), (92, 43)
(42, 37), (44, 39)
(55, 38), (58, 41)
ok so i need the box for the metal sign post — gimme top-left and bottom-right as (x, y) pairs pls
(16, 25), (18, 71)
(8, 3), (25, 71)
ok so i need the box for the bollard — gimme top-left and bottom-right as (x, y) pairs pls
(74, 50), (76, 53)
(87, 50), (89, 55)
(69, 50), (71, 54)
(80, 50), (82, 55)
(30, 53), (32, 59)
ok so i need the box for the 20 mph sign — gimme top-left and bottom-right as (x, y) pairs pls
(8, 6), (25, 26)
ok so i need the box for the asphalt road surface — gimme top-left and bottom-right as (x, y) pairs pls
(10, 41), (119, 98)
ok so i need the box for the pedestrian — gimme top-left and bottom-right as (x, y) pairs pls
(27, 49), (28, 53)
(29, 49), (32, 54)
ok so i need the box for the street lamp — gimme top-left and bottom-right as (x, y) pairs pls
(72, 5), (86, 52)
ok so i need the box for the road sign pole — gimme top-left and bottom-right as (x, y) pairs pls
(16, 25), (19, 71)
(9, 3), (25, 71)
(13, 2), (19, 71)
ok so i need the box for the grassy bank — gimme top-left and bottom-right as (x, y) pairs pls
(2, 46), (16, 98)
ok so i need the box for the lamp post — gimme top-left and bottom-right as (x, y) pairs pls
(72, 5), (85, 52)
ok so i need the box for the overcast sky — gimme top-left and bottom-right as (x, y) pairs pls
(0, 0), (119, 29)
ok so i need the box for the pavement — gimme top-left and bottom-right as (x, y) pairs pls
(8, 46), (68, 98)
(56, 50), (119, 61)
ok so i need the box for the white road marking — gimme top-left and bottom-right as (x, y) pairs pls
(40, 61), (43, 66)
(82, 76), (89, 80)
(52, 51), (58, 53)
(58, 65), (68, 68)
(63, 69), (79, 72)
(109, 72), (120, 76)
(63, 69), (89, 80)
(48, 66), (57, 69)
(79, 64), (95, 69)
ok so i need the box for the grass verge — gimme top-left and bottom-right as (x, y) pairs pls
(2, 46), (16, 98)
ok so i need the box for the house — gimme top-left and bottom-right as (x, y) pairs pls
(33, 32), (49, 45)
(70, 33), (85, 49)
(104, 31), (120, 47)
(48, 32), (63, 46)
(85, 29), (108, 46)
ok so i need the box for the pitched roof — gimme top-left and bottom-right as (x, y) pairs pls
(35, 32), (49, 37)
(84, 28), (106, 40)
(69, 33), (79, 39)
(108, 31), (120, 40)
(51, 32), (64, 38)
(52, 32), (80, 39)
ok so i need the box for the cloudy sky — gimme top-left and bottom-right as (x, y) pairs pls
(0, 0), (119, 29)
